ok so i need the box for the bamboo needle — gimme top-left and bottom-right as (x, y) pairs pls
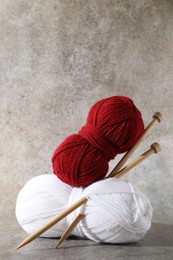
(16, 197), (88, 250)
(107, 112), (162, 178)
(55, 214), (85, 248)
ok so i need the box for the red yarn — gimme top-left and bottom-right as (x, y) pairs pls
(52, 96), (144, 187)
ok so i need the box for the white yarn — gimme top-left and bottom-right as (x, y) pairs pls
(16, 174), (152, 244)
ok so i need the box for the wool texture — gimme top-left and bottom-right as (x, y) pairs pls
(16, 174), (152, 244)
(52, 96), (144, 186)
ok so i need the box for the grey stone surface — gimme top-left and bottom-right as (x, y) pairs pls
(0, 0), (173, 258)
(1, 216), (173, 260)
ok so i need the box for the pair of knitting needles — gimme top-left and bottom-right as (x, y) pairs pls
(16, 112), (163, 250)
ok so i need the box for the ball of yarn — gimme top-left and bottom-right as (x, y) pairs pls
(16, 174), (152, 244)
(52, 96), (144, 186)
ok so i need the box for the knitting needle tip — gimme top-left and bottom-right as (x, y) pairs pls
(16, 243), (23, 250)
(55, 240), (62, 249)
(55, 213), (85, 249)
(16, 238), (30, 250)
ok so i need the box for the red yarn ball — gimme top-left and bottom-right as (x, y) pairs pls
(52, 96), (144, 187)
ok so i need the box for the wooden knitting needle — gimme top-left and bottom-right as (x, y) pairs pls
(55, 142), (161, 248)
(55, 214), (85, 248)
(107, 112), (162, 178)
(16, 197), (88, 250)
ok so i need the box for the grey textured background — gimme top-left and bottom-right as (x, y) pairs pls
(0, 0), (173, 228)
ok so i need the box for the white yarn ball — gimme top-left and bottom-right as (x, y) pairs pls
(80, 179), (152, 243)
(16, 174), (152, 244)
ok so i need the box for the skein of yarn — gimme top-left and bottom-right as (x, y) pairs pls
(52, 96), (144, 186)
(16, 174), (152, 244)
